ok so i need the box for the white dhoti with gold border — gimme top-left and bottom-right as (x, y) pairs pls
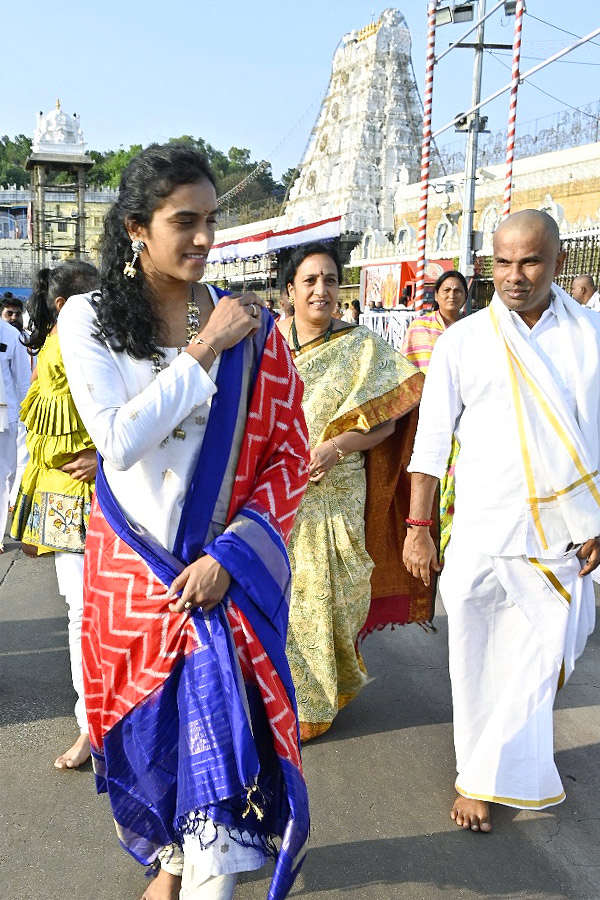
(441, 530), (595, 809)
(411, 284), (600, 812)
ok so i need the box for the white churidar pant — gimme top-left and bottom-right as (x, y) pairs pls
(0, 422), (17, 544)
(54, 551), (87, 733)
(9, 421), (28, 506)
(177, 828), (266, 898)
(441, 529), (595, 809)
(180, 870), (237, 900)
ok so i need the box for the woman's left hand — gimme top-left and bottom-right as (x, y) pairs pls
(308, 442), (339, 482)
(167, 554), (232, 614)
(60, 449), (98, 482)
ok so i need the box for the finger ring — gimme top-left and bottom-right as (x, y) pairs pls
(250, 303), (258, 317)
(183, 600), (194, 610)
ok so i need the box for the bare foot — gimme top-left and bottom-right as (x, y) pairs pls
(451, 795), (492, 832)
(54, 733), (91, 769)
(140, 869), (182, 900)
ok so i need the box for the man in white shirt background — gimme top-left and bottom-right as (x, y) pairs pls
(571, 274), (600, 311)
(1, 293), (31, 509)
(0, 316), (31, 551)
(403, 209), (600, 835)
(1, 293), (26, 331)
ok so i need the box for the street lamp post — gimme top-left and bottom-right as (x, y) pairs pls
(458, 0), (486, 277)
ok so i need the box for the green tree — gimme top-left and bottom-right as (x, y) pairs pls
(280, 166), (300, 189)
(101, 145), (144, 188)
(227, 147), (251, 169)
(87, 150), (110, 187)
(0, 132), (289, 225)
(0, 135), (32, 187)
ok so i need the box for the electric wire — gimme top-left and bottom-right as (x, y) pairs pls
(525, 13), (600, 50)
(485, 50), (600, 122)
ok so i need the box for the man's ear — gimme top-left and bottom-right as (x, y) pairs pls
(554, 249), (567, 277)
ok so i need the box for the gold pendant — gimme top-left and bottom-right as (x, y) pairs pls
(172, 427), (186, 440)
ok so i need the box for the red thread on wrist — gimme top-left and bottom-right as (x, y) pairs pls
(405, 517), (433, 527)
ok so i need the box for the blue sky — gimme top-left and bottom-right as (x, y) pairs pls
(4, 1), (599, 179)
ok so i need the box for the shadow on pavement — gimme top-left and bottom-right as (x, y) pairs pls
(555, 740), (600, 794)
(313, 615), (453, 744)
(239, 810), (575, 898)
(0, 616), (74, 726)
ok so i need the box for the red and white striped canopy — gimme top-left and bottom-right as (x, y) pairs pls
(207, 216), (342, 263)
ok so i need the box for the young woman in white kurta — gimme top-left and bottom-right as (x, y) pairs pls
(59, 144), (271, 900)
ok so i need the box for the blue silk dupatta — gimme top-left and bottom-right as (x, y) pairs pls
(83, 311), (309, 899)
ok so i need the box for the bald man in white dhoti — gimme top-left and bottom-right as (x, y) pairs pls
(403, 209), (600, 833)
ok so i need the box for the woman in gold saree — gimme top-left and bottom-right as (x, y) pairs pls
(278, 243), (433, 742)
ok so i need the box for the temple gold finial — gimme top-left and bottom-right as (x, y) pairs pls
(56, 98), (60, 109)
(357, 19), (381, 42)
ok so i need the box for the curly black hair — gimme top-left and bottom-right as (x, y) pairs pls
(27, 260), (99, 353)
(94, 143), (217, 359)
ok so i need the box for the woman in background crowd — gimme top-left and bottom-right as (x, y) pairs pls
(401, 270), (467, 373)
(12, 260), (100, 769)
(401, 270), (467, 558)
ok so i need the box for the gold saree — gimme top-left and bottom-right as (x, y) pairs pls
(287, 325), (433, 740)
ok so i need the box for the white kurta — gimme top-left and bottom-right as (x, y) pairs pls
(1, 320), (31, 543)
(0, 319), (31, 424)
(586, 290), (600, 312)
(409, 298), (600, 557)
(409, 292), (599, 808)
(58, 293), (220, 550)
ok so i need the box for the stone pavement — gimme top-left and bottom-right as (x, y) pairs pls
(1, 536), (599, 900)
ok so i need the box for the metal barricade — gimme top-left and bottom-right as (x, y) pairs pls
(360, 310), (417, 351)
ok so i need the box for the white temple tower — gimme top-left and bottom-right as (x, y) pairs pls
(32, 100), (87, 155)
(282, 8), (423, 237)
(26, 100), (93, 269)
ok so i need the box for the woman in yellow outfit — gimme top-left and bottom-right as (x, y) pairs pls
(12, 260), (100, 768)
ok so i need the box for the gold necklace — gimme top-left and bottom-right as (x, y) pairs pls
(151, 285), (202, 443)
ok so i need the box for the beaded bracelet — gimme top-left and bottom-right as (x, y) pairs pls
(405, 517), (434, 527)
(330, 438), (345, 461)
